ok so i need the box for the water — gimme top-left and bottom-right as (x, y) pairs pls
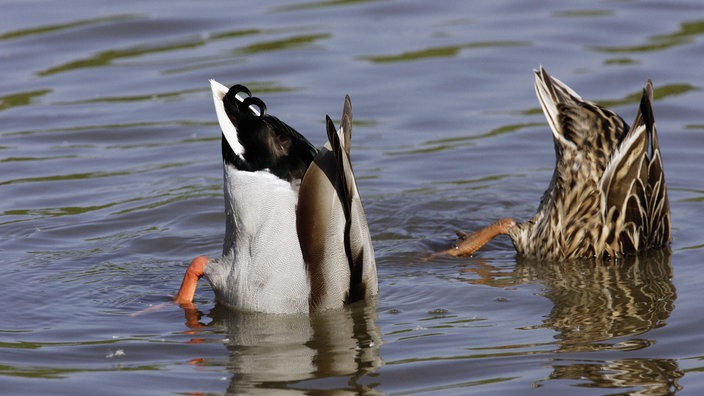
(1, 0), (703, 394)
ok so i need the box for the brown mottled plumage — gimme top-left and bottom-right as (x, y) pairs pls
(447, 67), (670, 260)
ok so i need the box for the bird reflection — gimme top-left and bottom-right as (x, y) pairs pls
(540, 358), (682, 395)
(457, 250), (681, 394)
(178, 300), (383, 394)
(514, 250), (675, 348)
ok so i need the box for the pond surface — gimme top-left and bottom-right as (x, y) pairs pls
(1, 0), (703, 394)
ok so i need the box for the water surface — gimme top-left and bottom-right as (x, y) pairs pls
(2, 0), (703, 394)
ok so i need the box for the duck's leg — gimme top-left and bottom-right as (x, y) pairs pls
(181, 306), (206, 329)
(443, 218), (516, 257)
(173, 256), (208, 305)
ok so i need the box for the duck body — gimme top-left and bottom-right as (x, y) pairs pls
(175, 81), (377, 314)
(449, 67), (670, 260)
(205, 167), (311, 313)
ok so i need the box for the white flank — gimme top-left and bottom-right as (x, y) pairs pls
(205, 167), (310, 313)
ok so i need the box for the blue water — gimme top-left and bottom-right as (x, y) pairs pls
(1, 0), (703, 394)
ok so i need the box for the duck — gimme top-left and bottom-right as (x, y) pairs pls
(173, 81), (377, 314)
(445, 67), (670, 260)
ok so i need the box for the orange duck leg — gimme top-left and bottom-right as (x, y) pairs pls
(443, 218), (516, 257)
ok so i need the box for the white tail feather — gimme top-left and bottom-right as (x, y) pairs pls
(210, 79), (245, 155)
(534, 72), (576, 150)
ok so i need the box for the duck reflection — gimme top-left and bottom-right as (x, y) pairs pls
(518, 250), (682, 394)
(459, 250), (681, 393)
(541, 358), (682, 394)
(179, 301), (383, 394)
(514, 250), (675, 348)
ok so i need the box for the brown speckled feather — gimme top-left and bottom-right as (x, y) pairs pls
(508, 68), (670, 259)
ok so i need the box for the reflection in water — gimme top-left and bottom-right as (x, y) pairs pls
(359, 40), (528, 63)
(519, 250), (682, 394)
(514, 251), (676, 348)
(460, 250), (682, 393)
(541, 358), (682, 395)
(180, 301), (383, 394)
(590, 19), (704, 53)
(0, 14), (135, 41)
(0, 89), (51, 111)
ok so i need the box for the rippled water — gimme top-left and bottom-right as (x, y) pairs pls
(2, 0), (703, 394)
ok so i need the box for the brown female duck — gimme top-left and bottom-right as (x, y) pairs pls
(446, 67), (670, 260)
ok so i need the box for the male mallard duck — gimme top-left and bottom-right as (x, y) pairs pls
(445, 67), (670, 260)
(174, 81), (377, 313)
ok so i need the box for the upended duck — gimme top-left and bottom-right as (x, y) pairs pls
(444, 67), (670, 260)
(174, 81), (377, 314)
